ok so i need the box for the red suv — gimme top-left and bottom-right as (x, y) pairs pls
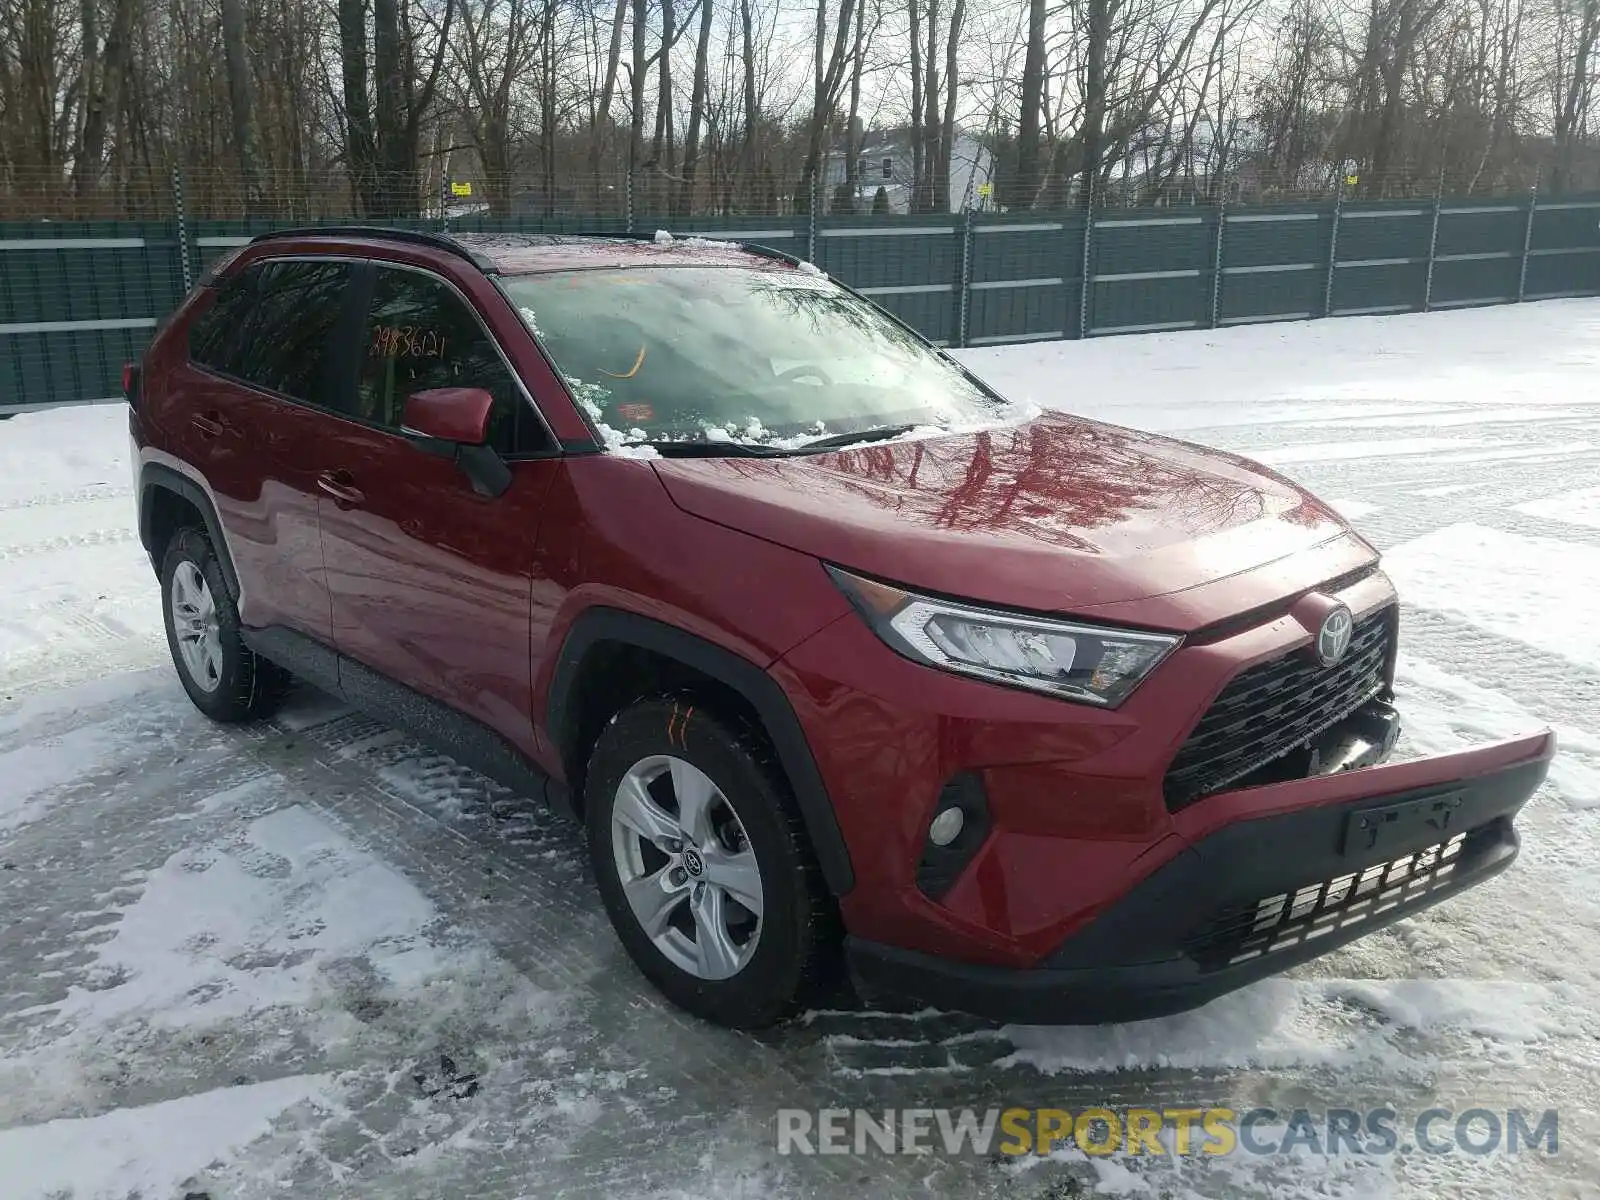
(128, 228), (1554, 1029)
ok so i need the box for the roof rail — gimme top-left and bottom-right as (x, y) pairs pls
(247, 225), (497, 273)
(738, 241), (811, 270)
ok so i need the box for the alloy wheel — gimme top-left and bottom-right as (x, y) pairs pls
(170, 560), (223, 693)
(609, 754), (765, 980)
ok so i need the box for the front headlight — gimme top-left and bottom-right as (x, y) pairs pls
(827, 565), (1181, 707)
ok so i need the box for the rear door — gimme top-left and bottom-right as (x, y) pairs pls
(316, 261), (561, 749)
(182, 258), (354, 641)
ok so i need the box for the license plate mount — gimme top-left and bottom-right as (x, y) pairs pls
(1341, 790), (1464, 856)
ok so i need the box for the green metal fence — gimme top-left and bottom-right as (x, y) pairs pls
(5, 190), (1600, 415)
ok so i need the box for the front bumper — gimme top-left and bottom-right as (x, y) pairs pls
(845, 743), (1551, 1024)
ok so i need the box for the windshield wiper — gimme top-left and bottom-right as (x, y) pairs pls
(794, 424), (917, 452)
(643, 440), (789, 458)
(642, 424), (919, 457)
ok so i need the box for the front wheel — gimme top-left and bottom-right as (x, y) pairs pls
(585, 699), (837, 1028)
(160, 526), (289, 722)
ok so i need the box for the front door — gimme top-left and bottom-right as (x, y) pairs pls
(316, 262), (559, 749)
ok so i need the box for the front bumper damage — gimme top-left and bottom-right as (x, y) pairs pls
(846, 706), (1554, 1025)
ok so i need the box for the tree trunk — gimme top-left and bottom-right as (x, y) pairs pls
(938, 0), (963, 211)
(909, 0), (923, 210)
(372, 0), (409, 217)
(589, 0), (629, 204)
(1013, 0), (1046, 207)
(73, 0), (100, 194)
(805, 0), (826, 210)
(219, 0), (257, 214)
(630, 0), (646, 184)
(800, 0), (857, 208)
(739, 0), (759, 205)
(1554, 0), (1600, 194)
(1081, 0), (1109, 207)
(338, 0), (377, 215)
(75, 0), (135, 199)
(919, 0), (941, 213)
(680, 0), (715, 214)
(542, 0), (557, 215)
(652, 0), (675, 176)
(840, 0), (865, 213)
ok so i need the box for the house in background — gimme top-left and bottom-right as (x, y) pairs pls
(822, 130), (995, 214)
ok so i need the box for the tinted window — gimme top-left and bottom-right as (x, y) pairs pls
(356, 267), (543, 455)
(188, 265), (261, 374)
(230, 260), (351, 402)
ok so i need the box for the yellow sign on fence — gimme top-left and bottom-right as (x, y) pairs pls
(450, 181), (473, 197)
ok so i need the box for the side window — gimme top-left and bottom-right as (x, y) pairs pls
(188, 264), (263, 375)
(231, 260), (351, 402)
(356, 267), (544, 455)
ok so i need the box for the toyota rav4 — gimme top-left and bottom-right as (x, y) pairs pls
(128, 227), (1554, 1029)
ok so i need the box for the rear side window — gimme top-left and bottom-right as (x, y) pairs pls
(231, 261), (351, 402)
(187, 266), (260, 374)
(355, 267), (547, 455)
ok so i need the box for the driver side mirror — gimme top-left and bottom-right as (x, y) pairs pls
(400, 387), (512, 499)
(402, 386), (494, 445)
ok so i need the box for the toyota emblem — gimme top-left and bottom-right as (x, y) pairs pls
(1316, 605), (1354, 667)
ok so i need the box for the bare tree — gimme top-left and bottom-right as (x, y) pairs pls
(680, 0), (717, 211)
(454, 0), (540, 215)
(588, 0), (629, 197)
(799, 0), (859, 206)
(74, 0), (136, 197)
(1012, 0), (1047, 205)
(0, 0), (1593, 222)
(1550, 0), (1600, 191)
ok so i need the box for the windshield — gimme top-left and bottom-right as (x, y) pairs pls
(501, 266), (1008, 451)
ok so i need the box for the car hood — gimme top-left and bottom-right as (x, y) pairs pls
(650, 412), (1374, 628)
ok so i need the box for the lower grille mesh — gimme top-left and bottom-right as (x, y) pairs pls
(1184, 829), (1476, 971)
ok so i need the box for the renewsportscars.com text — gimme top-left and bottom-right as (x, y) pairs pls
(775, 1106), (1559, 1158)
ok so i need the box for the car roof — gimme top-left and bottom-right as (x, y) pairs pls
(460, 233), (797, 276)
(244, 227), (800, 277)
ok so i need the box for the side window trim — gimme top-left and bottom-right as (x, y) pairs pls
(358, 258), (558, 457)
(186, 263), (262, 374)
(188, 253), (359, 410)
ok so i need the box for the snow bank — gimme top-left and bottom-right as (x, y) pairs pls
(0, 1076), (335, 1200)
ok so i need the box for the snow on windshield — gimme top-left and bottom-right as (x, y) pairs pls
(504, 266), (1029, 451)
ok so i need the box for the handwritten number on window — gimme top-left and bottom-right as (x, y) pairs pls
(370, 325), (446, 360)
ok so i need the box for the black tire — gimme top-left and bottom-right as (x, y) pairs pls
(160, 526), (290, 722)
(584, 698), (838, 1028)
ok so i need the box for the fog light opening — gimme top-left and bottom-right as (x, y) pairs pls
(928, 806), (965, 847)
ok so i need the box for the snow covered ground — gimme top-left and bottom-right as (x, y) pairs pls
(4, 300), (1600, 1199)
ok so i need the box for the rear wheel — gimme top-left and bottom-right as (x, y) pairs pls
(160, 526), (289, 721)
(584, 698), (837, 1028)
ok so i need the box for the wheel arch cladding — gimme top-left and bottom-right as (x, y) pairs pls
(138, 464), (241, 601)
(547, 607), (855, 896)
